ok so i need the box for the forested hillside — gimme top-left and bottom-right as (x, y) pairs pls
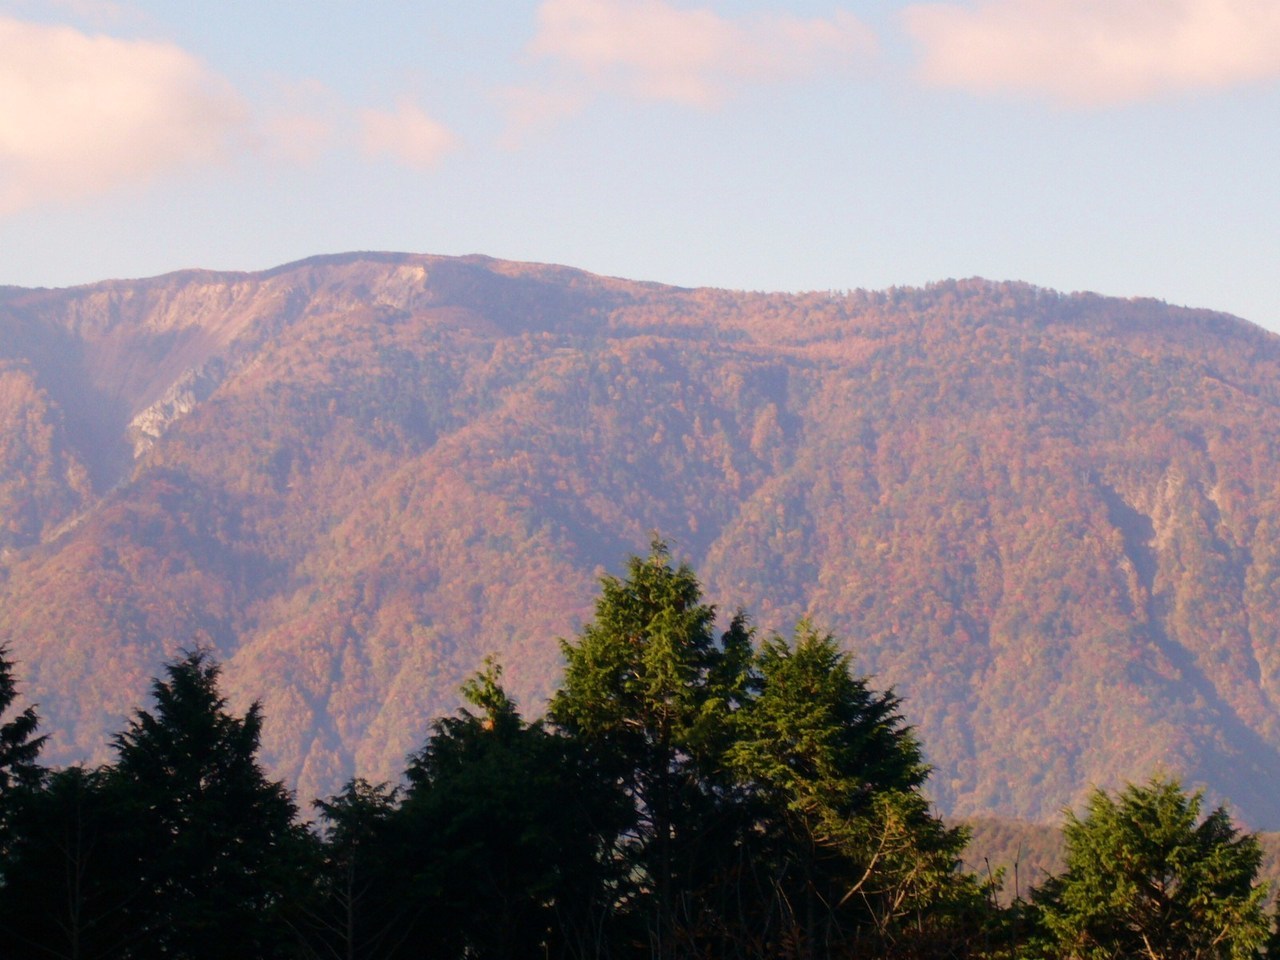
(3, 252), (1280, 823)
(1, 550), (1269, 959)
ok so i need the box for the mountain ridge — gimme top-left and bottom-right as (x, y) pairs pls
(3, 252), (1280, 824)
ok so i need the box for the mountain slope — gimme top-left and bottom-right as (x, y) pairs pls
(3, 253), (1280, 823)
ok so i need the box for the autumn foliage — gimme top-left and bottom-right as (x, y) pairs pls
(3, 255), (1280, 826)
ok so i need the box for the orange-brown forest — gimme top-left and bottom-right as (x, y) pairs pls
(3, 253), (1280, 827)
(0, 546), (1272, 959)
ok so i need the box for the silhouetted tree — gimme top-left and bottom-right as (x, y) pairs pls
(0, 645), (44, 796)
(397, 659), (625, 960)
(0, 765), (138, 960)
(293, 777), (410, 960)
(108, 648), (306, 959)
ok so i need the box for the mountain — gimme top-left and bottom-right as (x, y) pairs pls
(3, 251), (1280, 824)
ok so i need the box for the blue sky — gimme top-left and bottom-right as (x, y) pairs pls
(1, 0), (1277, 331)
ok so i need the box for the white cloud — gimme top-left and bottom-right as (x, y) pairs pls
(527, 0), (876, 108)
(903, 0), (1280, 106)
(360, 99), (458, 170)
(0, 16), (247, 214)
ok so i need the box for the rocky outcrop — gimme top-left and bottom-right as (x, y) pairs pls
(128, 360), (227, 459)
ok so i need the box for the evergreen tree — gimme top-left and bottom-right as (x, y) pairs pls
(398, 659), (624, 960)
(548, 542), (752, 957)
(295, 778), (409, 960)
(0, 765), (137, 960)
(0, 645), (45, 795)
(108, 648), (306, 959)
(1032, 777), (1271, 960)
(726, 623), (982, 957)
(0, 644), (57, 957)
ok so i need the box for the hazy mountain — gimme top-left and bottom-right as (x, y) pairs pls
(3, 252), (1280, 824)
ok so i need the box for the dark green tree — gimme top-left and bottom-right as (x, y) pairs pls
(1032, 776), (1271, 960)
(293, 778), (409, 960)
(0, 765), (137, 960)
(726, 623), (983, 957)
(108, 648), (306, 959)
(0, 645), (60, 958)
(0, 645), (45, 795)
(548, 542), (752, 957)
(398, 659), (625, 960)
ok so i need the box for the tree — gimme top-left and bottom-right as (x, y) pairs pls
(548, 542), (752, 957)
(546, 546), (993, 958)
(397, 659), (625, 960)
(108, 648), (306, 959)
(726, 623), (981, 957)
(0, 645), (45, 796)
(0, 644), (56, 958)
(1032, 776), (1271, 960)
(729, 622), (927, 824)
(294, 778), (409, 960)
(0, 765), (137, 960)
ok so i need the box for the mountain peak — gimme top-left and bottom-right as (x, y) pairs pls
(3, 256), (1279, 823)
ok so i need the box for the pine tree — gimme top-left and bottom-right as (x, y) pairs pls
(0, 645), (45, 795)
(548, 542), (752, 957)
(108, 648), (306, 959)
(1033, 777), (1271, 960)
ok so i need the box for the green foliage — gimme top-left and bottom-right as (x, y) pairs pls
(109, 648), (306, 959)
(550, 542), (753, 954)
(730, 622), (926, 816)
(725, 623), (987, 956)
(1, 546), (1277, 960)
(550, 546), (988, 958)
(1032, 777), (1271, 960)
(399, 658), (626, 959)
(550, 542), (730, 752)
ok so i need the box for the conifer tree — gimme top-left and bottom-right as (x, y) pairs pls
(1032, 777), (1271, 960)
(108, 648), (305, 959)
(398, 659), (624, 960)
(548, 542), (752, 957)
(726, 623), (981, 956)
(0, 645), (45, 795)
(296, 778), (407, 960)
(0, 765), (136, 960)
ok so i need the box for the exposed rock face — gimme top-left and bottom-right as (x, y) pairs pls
(128, 360), (227, 458)
(4, 252), (1280, 824)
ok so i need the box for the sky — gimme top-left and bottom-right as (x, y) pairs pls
(1, 0), (1278, 330)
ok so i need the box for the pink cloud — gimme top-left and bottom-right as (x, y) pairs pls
(903, 0), (1280, 106)
(528, 0), (876, 107)
(0, 16), (247, 213)
(360, 99), (458, 170)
